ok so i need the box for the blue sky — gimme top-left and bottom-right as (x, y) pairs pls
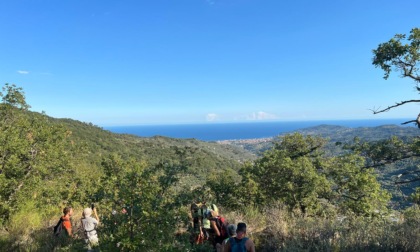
(1, 0), (419, 126)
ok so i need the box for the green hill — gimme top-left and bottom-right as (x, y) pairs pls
(50, 117), (256, 189)
(1, 84), (419, 251)
(223, 124), (420, 208)
(222, 124), (419, 155)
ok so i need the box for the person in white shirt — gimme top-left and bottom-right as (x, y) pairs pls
(81, 206), (99, 251)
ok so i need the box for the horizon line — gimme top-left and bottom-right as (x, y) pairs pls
(101, 118), (412, 128)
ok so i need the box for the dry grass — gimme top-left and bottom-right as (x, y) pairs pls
(222, 204), (420, 252)
(1, 204), (419, 251)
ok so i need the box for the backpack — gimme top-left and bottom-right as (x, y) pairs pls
(200, 203), (216, 229)
(215, 216), (229, 240)
(81, 217), (98, 238)
(230, 237), (249, 252)
(53, 218), (63, 236)
(191, 203), (203, 226)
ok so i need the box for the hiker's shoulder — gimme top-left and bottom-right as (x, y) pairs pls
(245, 237), (255, 249)
(84, 216), (97, 222)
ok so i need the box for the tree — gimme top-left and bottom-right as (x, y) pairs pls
(0, 83), (77, 236)
(343, 136), (420, 203)
(246, 133), (390, 216)
(250, 134), (330, 215)
(372, 27), (420, 125)
(372, 29), (420, 201)
(410, 187), (420, 205)
(0, 83), (30, 110)
(97, 154), (187, 251)
(205, 169), (241, 210)
(326, 154), (390, 215)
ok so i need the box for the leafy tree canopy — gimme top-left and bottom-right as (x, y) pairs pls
(239, 133), (391, 217)
(372, 27), (420, 123)
(373, 28), (419, 82)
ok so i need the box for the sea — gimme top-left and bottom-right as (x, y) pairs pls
(104, 119), (414, 142)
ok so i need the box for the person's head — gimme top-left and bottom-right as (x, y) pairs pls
(227, 224), (237, 237)
(236, 222), (247, 236)
(63, 207), (73, 216)
(210, 204), (219, 216)
(191, 203), (199, 211)
(83, 207), (92, 217)
(196, 195), (205, 204)
(209, 210), (218, 218)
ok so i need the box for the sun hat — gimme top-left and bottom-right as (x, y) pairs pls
(83, 207), (92, 217)
(210, 210), (218, 218)
(209, 204), (218, 216)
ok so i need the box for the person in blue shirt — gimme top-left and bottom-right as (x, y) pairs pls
(224, 222), (255, 252)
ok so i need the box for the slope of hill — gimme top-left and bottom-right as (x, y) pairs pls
(2, 102), (419, 251)
(51, 117), (256, 188)
(221, 124), (420, 207)
(222, 124), (419, 156)
(295, 124), (419, 142)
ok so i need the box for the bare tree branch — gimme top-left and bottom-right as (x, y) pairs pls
(290, 145), (323, 159)
(371, 100), (420, 114)
(397, 59), (420, 82)
(342, 194), (366, 201)
(395, 177), (420, 185)
(407, 73), (420, 82)
(362, 153), (420, 169)
(401, 120), (417, 125)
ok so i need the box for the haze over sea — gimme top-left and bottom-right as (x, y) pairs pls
(105, 119), (413, 141)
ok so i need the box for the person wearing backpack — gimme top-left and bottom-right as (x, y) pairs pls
(209, 209), (229, 248)
(224, 222), (255, 252)
(202, 203), (217, 243)
(61, 206), (73, 237)
(217, 224), (236, 252)
(81, 205), (100, 251)
(190, 202), (205, 244)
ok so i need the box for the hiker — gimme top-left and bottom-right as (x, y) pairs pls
(209, 208), (229, 248)
(224, 222), (255, 252)
(189, 201), (219, 246)
(81, 205), (100, 251)
(200, 202), (216, 242)
(190, 202), (205, 244)
(61, 206), (73, 237)
(217, 224), (236, 252)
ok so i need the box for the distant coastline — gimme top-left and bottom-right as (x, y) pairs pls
(216, 137), (273, 145)
(105, 119), (412, 141)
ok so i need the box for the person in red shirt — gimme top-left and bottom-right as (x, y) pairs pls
(61, 206), (73, 237)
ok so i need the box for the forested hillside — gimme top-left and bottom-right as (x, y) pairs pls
(224, 124), (420, 208)
(222, 124), (420, 155)
(53, 117), (256, 186)
(0, 84), (256, 251)
(1, 84), (419, 251)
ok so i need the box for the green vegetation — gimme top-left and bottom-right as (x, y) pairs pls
(0, 84), (255, 251)
(0, 83), (419, 251)
(0, 28), (419, 251)
(371, 27), (419, 124)
(225, 125), (420, 208)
